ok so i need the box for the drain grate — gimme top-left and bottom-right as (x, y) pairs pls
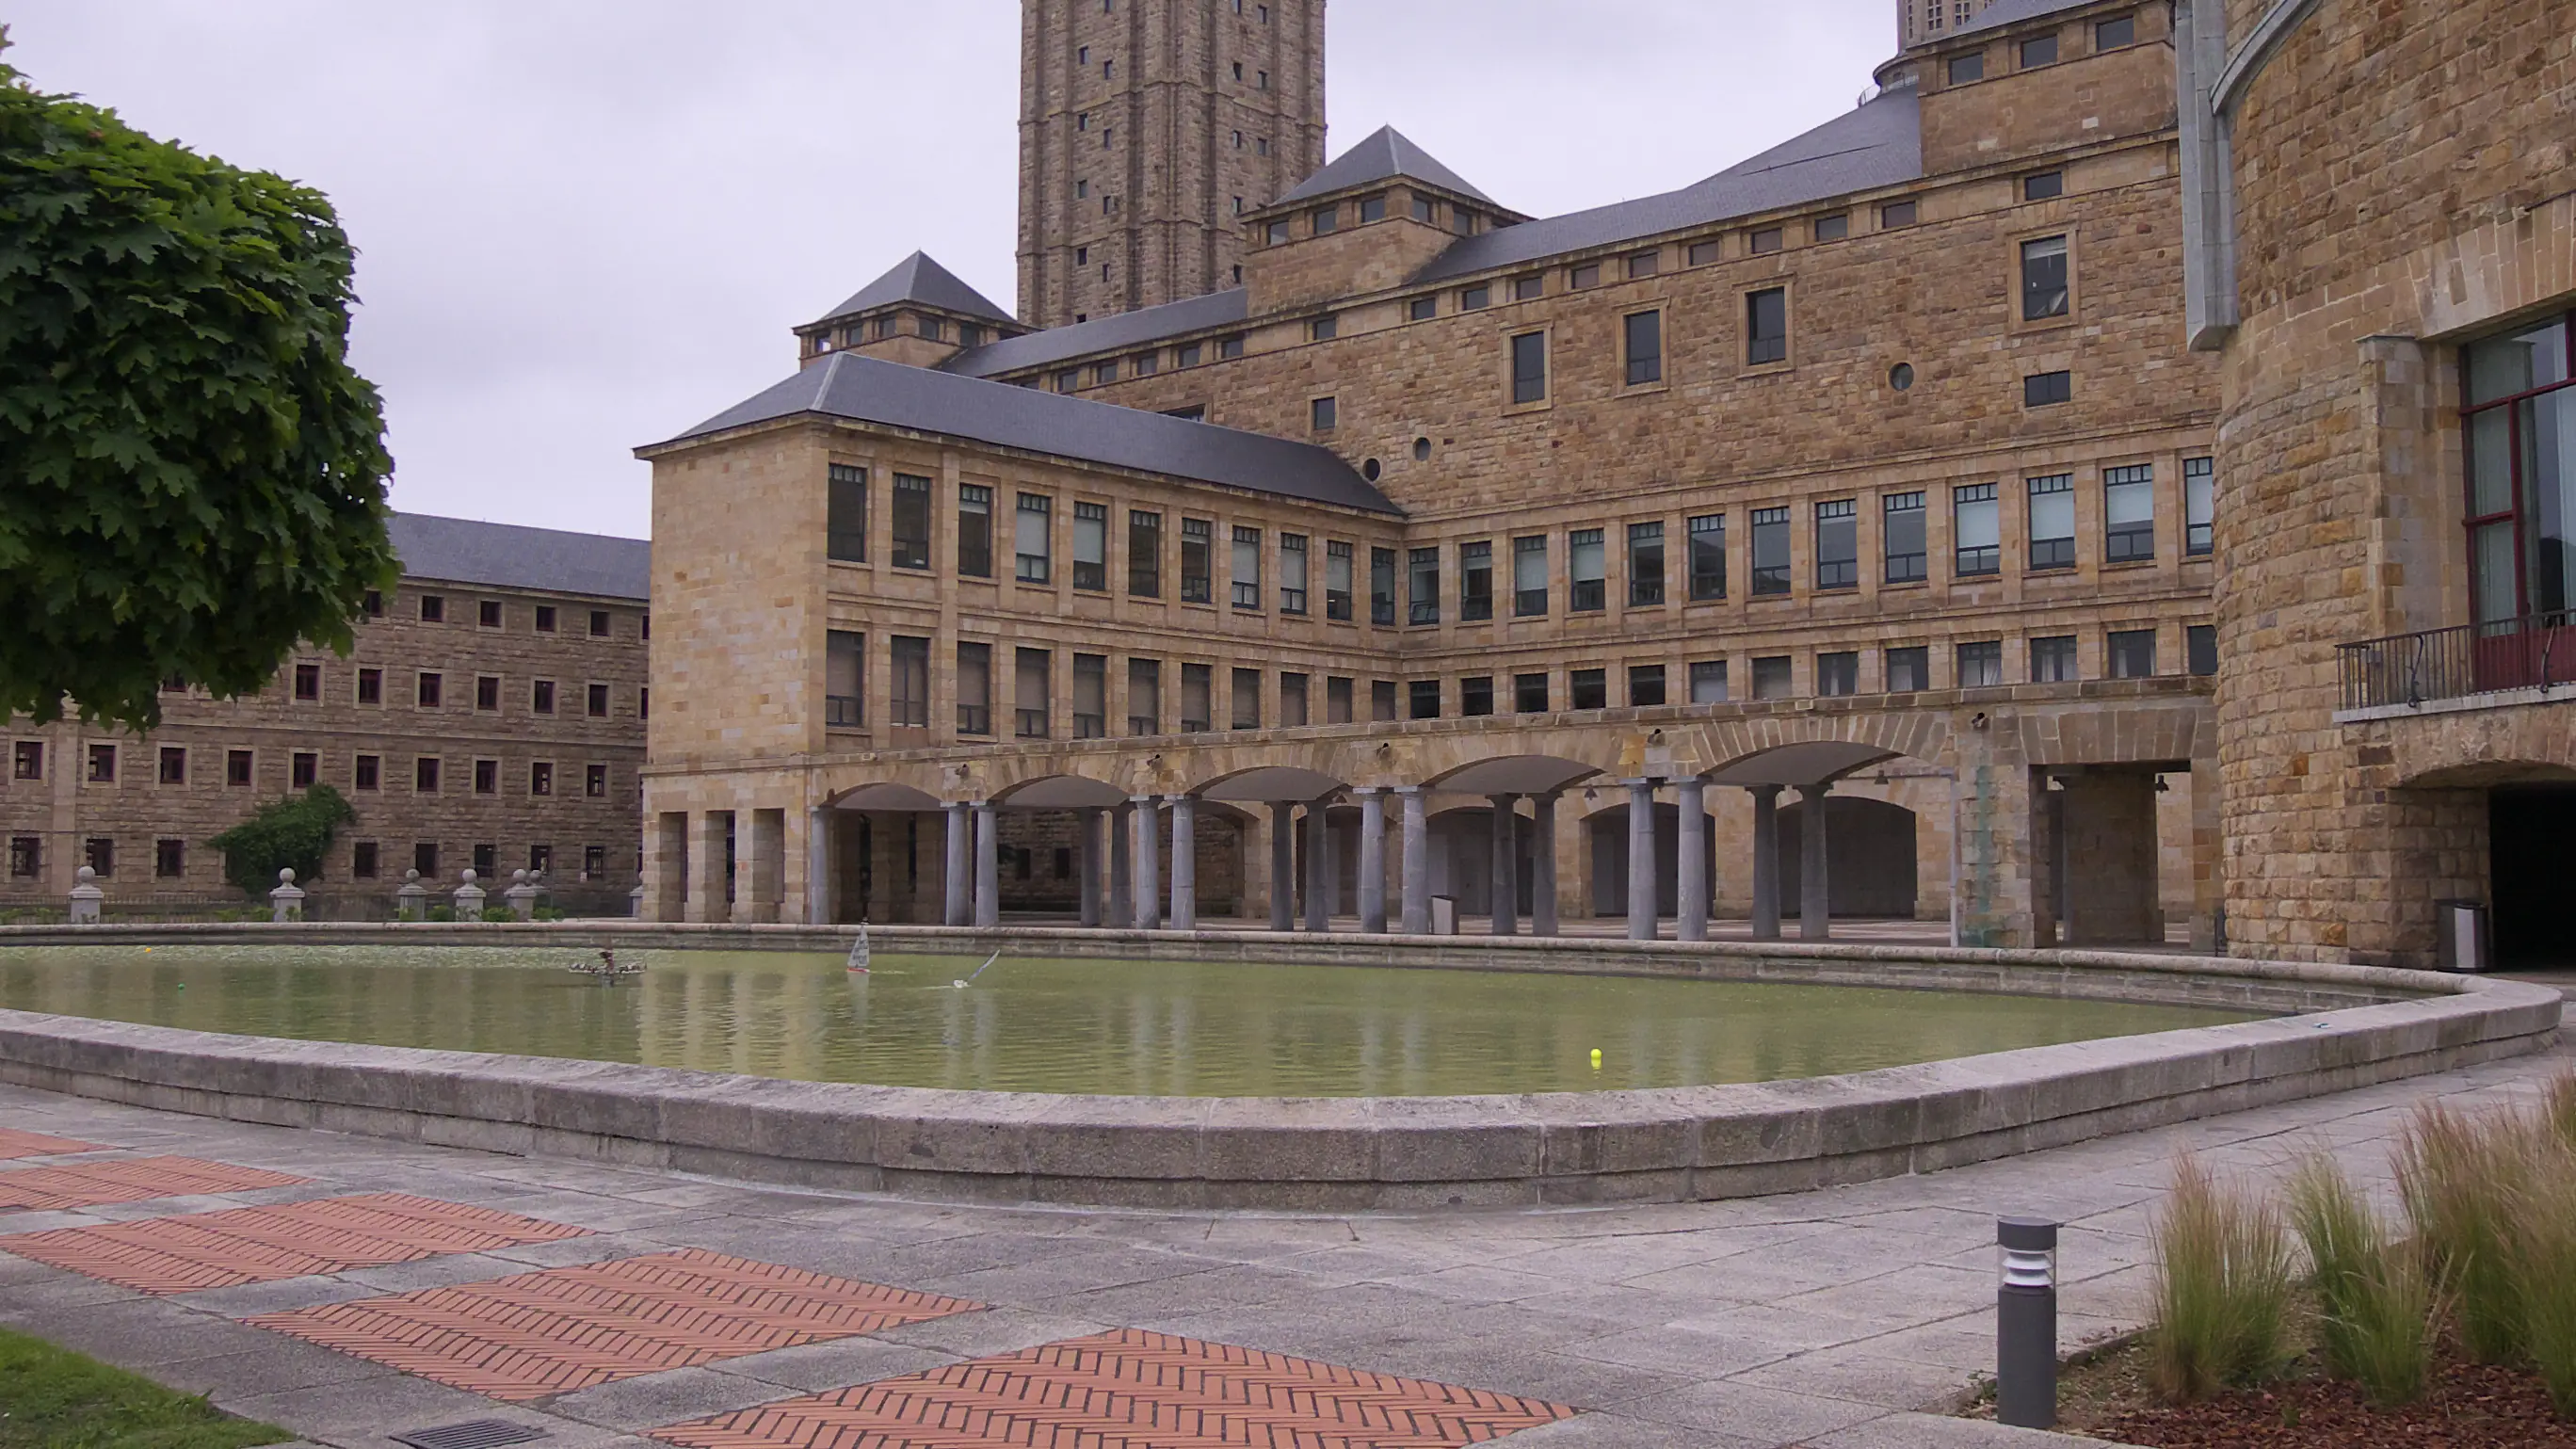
(389, 1421), (550, 1449)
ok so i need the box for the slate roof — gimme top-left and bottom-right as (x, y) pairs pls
(1955, 0), (2099, 37)
(1276, 125), (1500, 207)
(811, 251), (1014, 328)
(386, 513), (652, 601)
(661, 351), (1400, 515)
(939, 287), (1250, 381)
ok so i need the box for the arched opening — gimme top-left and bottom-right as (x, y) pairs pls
(1779, 797), (1919, 919)
(2493, 783), (2576, 966)
(821, 782), (951, 926)
(1426, 804), (1538, 919)
(1585, 801), (1705, 919)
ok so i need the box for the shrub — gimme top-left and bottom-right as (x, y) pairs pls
(425, 905), (455, 923)
(2546, 1072), (2576, 1156)
(2517, 1154), (2576, 1420)
(2150, 1152), (2296, 1402)
(207, 785), (355, 896)
(2287, 1152), (2434, 1407)
(479, 907), (516, 924)
(2398, 1102), (2536, 1365)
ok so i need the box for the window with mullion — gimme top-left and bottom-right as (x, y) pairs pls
(1955, 483), (2001, 575)
(1815, 500), (1858, 589)
(1687, 514), (1726, 600)
(2461, 311), (2576, 624)
(2027, 475), (2076, 572)
(1280, 534), (1311, 615)
(1014, 493), (1053, 584)
(1569, 529), (1606, 612)
(1512, 536), (1549, 617)
(1459, 540), (1494, 620)
(1884, 492), (1927, 583)
(2183, 459), (2215, 556)
(1231, 525), (1262, 610)
(2103, 464), (2155, 563)
(827, 464), (867, 562)
(1628, 522), (1666, 605)
(1072, 502), (1109, 590)
(1407, 547), (1440, 625)
(1750, 507), (1791, 596)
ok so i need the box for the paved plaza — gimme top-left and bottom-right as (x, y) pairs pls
(0, 1036), (2564, 1449)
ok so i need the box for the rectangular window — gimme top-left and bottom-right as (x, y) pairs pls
(158, 746), (186, 784)
(419, 593), (444, 622)
(1628, 249), (1660, 279)
(1751, 655), (1793, 700)
(2104, 463), (2156, 562)
(7, 837), (37, 879)
(589, 609), (610, 636)
(1950, 52), (1985, 84)
(417, 672), (443, 707)
(1015, 649), (1052, 738)
(956, 483), (994, 576)
(1280, 671), (1309, 727)
(1266, 217), (1291, 246)
(2108, 628), (2158, 679)
(1409, 297), (1438, 322)
(1408, 546), (1440, 625)
(1128, 509), (1162, 595)
(288, 750), (315, 789)
(1071, 502), (1108, 590)
(294, 663), (320, 700)
(531, 680), (555, 715)
(1628, 522), (1666, 605)
(529, 762), (553, 797)
(1181, 664), (1214, 733)
(2098, 13), (2136, 48)
(1512, 536), (1549, 617)
(87, 744), (115, 783)
(1231, 525), (1262, 609)
(2188, 624), (2219, 677)
(1278, 533), (1310, 614)
(1094, 361), (1118, 386)
(1071, 650), (1103, 732)
(1311, 395), (1337, 431)
(890, 636), (930, 726)
(1218, 334), (1245, 359)
(2031, 635), (2080, 683)
(1887, 646), (1929, 693)
(1311, 204), (1338, 235)
(1460, 283), (1490, 311)
(413, 756), (440, 793)
(1812, 213), (1850, 242)
(351, 752), (380, 791)
(414, 843), (438, 877)
(1015, 493), (1052, 583)
(1128, 658), (1161, 735)
(1460, 675), (1494, 716)
(828, 463), (867, 562)
(586, 764), (607, 798)
(587, 682), (608, 717)
(1570, 668), (1608, 711)
(1688, 514), (1726, 600)
(1371, 547), (1398, 625)
(1689, 659), (1729, 703)
(1629, 665), (1666, 708)
(1747, 288), (1788, 365)
(1750, 507), (1792, 596)
(2028, 474), (2076, 570)
(357, 668), (382, 704)
(1409, 679), (1441, 720)
(2184, 458), (2215, 555)
(1310, 315), (1338, 343)
(2021, 32), (2059, 67)
(1956, 484), (2002, 575)
(1625, 311), (1663, 386)
(1815, 500), (1859, 589)
(227, 749), (253, 787)
(1177, 342), (1202, 367)
(473, 759), (498, 796)
(1513, 275), (1543, 301)
(1817, 652), (1860, 697)
(74, 838), (105, 881)
(1181, 518), (1213, 603)
(1328, 674), (1355, 724)
(1511, 331), (1548, 404)
(1884, 492), (1928, 583)
(2023, 170), (2065, 201)
(1880, 200), (1918, 228)
(1459, 540), (1494, 620)
(826, 630), (864, 728)
(473, 844), (496, 877)
(957, 642), (992, 735)
(1326, 539), (1354, 620)
(891, 474), (931, 570)
(478, 600), (503, 628)
(1570, 263), (1601, 290)
(1515, 672), (1550, 713)
(2021, 235), (2069, 320)
(155, 839), (184, 879)
(475, 675), (500, 712)
(2025, 370), (2072, 407)
(1570, 529), (1607, 611)
(1688, 240), (1721, 266)
(1958, 640), (2004, 688)
(1748, 227), (1782, 254)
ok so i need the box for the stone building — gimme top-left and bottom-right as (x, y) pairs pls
(645, 0), (2244, 950)
(0, 515), (652, 919)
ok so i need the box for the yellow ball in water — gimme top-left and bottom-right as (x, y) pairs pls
(1589, 1049), (1603, 1069)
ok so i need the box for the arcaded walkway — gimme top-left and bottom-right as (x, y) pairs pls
(0, 1038), (2564, 1449)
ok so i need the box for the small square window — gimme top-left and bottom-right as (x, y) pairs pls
(294, 663), (320, 700)
(478, 600), (502, 628)
(1812, 214), (1848, 242)
(1310, 314), (1337, 342)
(227, 749), (254, 787)
(87, 744), (116, 783)
(1408, 679), (1441, 720)
(291, 751), (317, 789)
(2024, 370), (2073, 407)
(1748, 227), (1783, 254)
(1218, 334), (1246, 359)
(589, 609), (611, 636)
(1460, 676), (1494, 717)
(1266, 217), (1290, 246)
(1880, 200), (1919, 228)
(1512, 274), (1543, 301)
(1311, 205), (1337, 235)
(1409, 296), (1437, 321)
(1177, 342), (1203, 367)
(158, 747), (186, 784)
(1359, 193), (1387, 223)
(1629, 665), (1666, 708)
(1627, 250), (1660, 279)
(2024, 170), (2065, 201)
(1515, 672), (1550, 713)
(1460, 284), (1490, 311)
(2021, 33), (2059, 67)
(1570, 668), (1608, 712)
(1311, 395), (1338, 431)
(1570, 262), (1601, 290)
(1688, 240), (1721, 266)
(2109, 628), (2158, 679)
(1948, 52), (1986, 84)
(535, 604), (557, 633)
(2097, 14), (2136, 49)
(2032, 635), (2081, 684)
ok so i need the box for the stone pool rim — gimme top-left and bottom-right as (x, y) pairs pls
(0, 924), (2557, 1211)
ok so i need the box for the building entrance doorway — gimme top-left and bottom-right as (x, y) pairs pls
(2492, 785), (2576, 967)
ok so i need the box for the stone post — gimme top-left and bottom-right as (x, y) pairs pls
(806, 806), (832, 926)
(1131, 797), (1162, 930)
(504, 869), (540, 921)
(942, 801), (972, 927)
(1076, 808), (1103, 927)
(1626, 780), (1658, 941)
(628, 882), (645, 918)
(1168, 795), (1198, 931)
(1531, 792), (1561, 937)
(67, 865), (102, 926)
(269, 867), (306, 924)
(1300, 800), (1330, 932)
(1799, 782), (1833, 941)
(452, 868), (485, 918)
(1269, 802), (1296, 931)
(396, 868), (429, 921)
(972, 801), (1000, 929)
(1108, 801), (1134, 928)
(1356, 788), (1388, 933)
(1489, 794), (1520, 936)
(1676, 778), (1709, 942)
(1750, 785), (1783, 941)
(1398, 786), (1429, 934)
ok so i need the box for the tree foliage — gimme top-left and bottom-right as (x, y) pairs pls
(208, 783), (355, 896)
(0, 28), (396, 732)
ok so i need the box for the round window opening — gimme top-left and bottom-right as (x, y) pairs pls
(1362, 458), (1383, 483)
(1412, 437), (1433, 462)
(1890, 362), (1917, 392)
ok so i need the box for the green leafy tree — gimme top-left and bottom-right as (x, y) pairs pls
(208, 784), (355, 896)
(0, 28), (396, 732)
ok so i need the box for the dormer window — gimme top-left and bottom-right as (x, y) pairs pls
(1359, 193), (1387, 223)
(1312, 205), (1338, 236)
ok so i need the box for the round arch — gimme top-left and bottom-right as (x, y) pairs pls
(990, 774), (1131, 810)
(1194, 765), (1351, 803)
(1423, 754), (1604, 797)
(826, 781), (944, 812)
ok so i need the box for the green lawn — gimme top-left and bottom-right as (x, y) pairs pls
(0, 1328), (288, 1449)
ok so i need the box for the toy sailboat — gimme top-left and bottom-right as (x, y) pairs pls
(847, 921), (872, 974)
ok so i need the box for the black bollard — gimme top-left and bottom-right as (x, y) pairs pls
(1996, 1216), (2060, 1430)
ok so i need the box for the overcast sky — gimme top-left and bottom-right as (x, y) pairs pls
(9, 2), (1896, 539)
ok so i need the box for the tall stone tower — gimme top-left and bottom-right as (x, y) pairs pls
(1017, 0), (1327, 330)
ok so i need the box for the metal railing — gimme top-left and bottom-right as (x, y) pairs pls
(2339, 610), (2574, 711)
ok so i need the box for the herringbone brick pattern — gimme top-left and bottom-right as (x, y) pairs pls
(0, 1128), (107, 1161)
(248, 1249), (986, 1402)
(0, 1193), (594, 1294)
(0, 1156), (309, 1212)
(648, 1328), (1583, 1448)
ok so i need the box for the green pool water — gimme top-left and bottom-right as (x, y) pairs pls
(0, 945), (2263, 1097)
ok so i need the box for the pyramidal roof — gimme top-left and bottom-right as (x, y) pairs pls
(813, 251), (1014, 327)
(1277, 125), (1499, 208)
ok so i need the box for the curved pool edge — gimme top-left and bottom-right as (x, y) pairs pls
(0, 939), (2553, 1212)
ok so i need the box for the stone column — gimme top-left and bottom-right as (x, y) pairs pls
(1108, 801), (1134, 928)
(1798, 782), (1832, 941)
(806, 807), (833, 925)
(1076, 808), (1103, 927)
(1675, 778), (1709, 942)
(1398, 786), (1430, 934)
(1750, 785), (1783, 940)
(1303, 800), (1331, 932)
(1531, 793), (1561, 937)
(973, 801), (1000, 928)
(1168, 795), (1198, 931)
(1131, 797), (1161, 930)
(739, 810), (782, 924)
(1626, 780), (1657, 941)
(689, 812), (731, 924)
(942, 801), (971, 927)
(1356, 789), (1388, 933)
(1269, 802), (1296, 931)
(1489, 794), (1520, 936)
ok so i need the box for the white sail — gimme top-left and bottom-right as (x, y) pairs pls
(847, 922), (872, 973)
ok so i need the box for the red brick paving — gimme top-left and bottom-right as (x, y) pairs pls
(0, 1193), (594, 1294)
(0, 1156), (308, 1212)
(247, 1248), (986, 1402)
(0, 1128), (108, 1161)
(648, 1328), (1582, 1448)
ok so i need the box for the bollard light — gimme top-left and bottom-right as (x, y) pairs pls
(1996, 1216), (2060, 1430)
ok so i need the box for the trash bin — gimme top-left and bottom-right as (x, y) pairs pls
(2437, 900), (2491, 974)
(1429, 895), (1458, 937)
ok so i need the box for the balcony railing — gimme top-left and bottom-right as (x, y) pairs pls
(2339, 610), (2575, 711)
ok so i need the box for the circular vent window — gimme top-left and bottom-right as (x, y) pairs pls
(1363, 459), (1383, 482)
(1890, 362), (1917, 392)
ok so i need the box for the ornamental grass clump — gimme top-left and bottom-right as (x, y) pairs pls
(2515, 1155), (2576, 1420)
(2396, 1102), (2537, 1366)
(2285, 1152), (2434, 1407)
(2150, 1152), (2297, 1402)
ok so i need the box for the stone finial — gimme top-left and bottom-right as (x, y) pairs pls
(394, 867), (430, 921)
(453, 868), (488, 917)
(269, 865), (308, 924)
(279, 867), (297, 884)
(68, 865), (104, 926)
(502, 867), (541, 922)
